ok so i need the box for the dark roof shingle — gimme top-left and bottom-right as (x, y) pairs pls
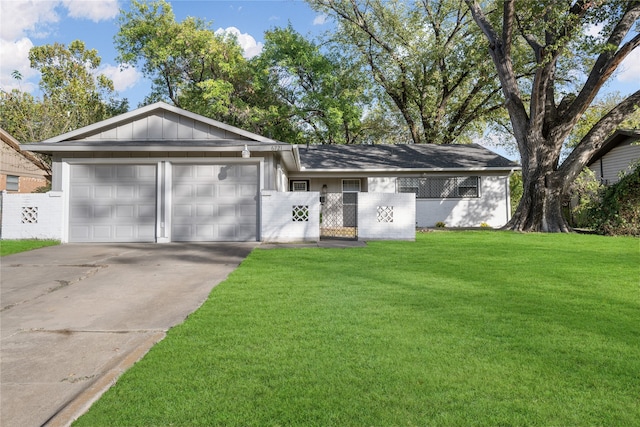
(298, 143), (519, 170)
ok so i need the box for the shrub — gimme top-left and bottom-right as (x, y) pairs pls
(570, 168), (604, 228)
(509, 171), (523, 215)
(435, 221), (446, 228)
(589, 163), (640, 236)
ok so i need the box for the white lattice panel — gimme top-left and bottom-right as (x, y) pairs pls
(377, 206), (394, 223)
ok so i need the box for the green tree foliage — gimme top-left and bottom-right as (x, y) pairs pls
(309, 0), (506, 144)
(116, 0), (304, 140)
(255, 26), (367, 144)
(569, 168), (605, 228)
(589, 163), (640, 236)
(509, 171), (524, 217)
(567, 93), (640, 149)
(115, 0), (268, 132)
(466, 0), (640, 232)
(28, 40), (127, 132)
(0, 40), (127, 173)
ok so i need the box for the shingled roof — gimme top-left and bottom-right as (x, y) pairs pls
(298, 143), (519, 171)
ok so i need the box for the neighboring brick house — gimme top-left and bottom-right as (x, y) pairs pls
(1, 128), (49, 193)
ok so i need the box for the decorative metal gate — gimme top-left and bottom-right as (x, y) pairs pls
(320, 192), (358, 240)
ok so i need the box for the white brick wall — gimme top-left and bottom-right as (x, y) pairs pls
(357, 193), (415, 240)
(1, 191), (64, 240)
(261, 190), (321, 242)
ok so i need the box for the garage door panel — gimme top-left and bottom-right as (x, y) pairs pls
(196, 204), (215, 216)
(69, 164), (156, 242)
(94, 205), (113, 218)
(117, 185), (135, 198)
(116, 205), (134, 218)
(139, 204), (156, 218)
(218, 204), (235, 217)
(218, 184), (237, 197)
(95, 186), (113, 198)
(196, 184), (215, 197)
(172, 164), (257, 241)
(95, 165), (115, 179)
(139, 184), (156, 198)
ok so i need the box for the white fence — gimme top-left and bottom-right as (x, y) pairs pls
(261, 190), (415, 242)
(1, 191), (64, 240)
(261, 190), (321, 242)
(358, 192), (415, 240)
(1, 190), (416, 243)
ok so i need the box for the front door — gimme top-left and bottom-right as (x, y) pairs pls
(320, 192), (357, 240)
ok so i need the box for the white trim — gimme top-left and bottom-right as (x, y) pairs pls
(342, 178), (361, 193)
(61, 162), (71, 243)
(156, 161), (171, 243)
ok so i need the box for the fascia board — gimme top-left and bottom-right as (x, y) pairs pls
(295, 166), (521, 174)
(21, 141), (295, 153)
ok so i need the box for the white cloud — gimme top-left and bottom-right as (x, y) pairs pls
(313, 13), (328, 26)
(0, 0), (121, 95)
(616, 48), (640, 84)
(0, 1), (59, 39)
(0, 37), (39, 91)
(585, 23), (604, 39)
(99, 64), (141, 92)
(215, 27), (264, 59)
(62, 0), (119, 22)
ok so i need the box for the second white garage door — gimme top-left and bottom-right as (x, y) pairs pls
(172, 164), (258, 241)
(69, 164), (157, 242)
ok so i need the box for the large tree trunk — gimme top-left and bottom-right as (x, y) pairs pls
(507, 168), (571, 233)
(506, 133), (572, 232)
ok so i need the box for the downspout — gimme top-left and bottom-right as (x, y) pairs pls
(506, 168), (516, 222)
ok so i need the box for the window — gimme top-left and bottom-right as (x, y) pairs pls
(290, 180), (308, 191)
(6, 175), (19, 191)
(397, 176), (480, 198)
(342, 179), (361, 193)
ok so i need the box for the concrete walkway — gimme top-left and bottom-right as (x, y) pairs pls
(0, 242), (257, 427)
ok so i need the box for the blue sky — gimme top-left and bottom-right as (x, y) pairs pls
(0, 0), (638, 157)
(0, 0), (330, 107)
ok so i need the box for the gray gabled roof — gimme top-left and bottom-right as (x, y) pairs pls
(298, 143), (520, 172)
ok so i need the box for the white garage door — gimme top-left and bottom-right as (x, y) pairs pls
(69, 164), (157, 242)
(172, 164), (258, 241)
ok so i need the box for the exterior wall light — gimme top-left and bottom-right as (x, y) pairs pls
(242, 145), (251, 158)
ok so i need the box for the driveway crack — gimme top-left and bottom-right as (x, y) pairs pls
(0, 265), (108, 312)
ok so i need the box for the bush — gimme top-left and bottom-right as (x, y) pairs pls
(435, 221), (446, 228)
(570, 168), (604, 228)
(589, 163), (640, 236)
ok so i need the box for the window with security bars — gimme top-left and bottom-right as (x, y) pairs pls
(397, 176), (480, 198)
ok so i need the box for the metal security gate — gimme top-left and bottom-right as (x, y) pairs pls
(320, 192), (358, 240)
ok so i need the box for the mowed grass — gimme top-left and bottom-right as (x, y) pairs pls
(0, 239), (59, 256)
(75, 232), (640, 426)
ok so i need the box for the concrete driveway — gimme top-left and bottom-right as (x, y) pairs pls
(1, 242), (257, 427)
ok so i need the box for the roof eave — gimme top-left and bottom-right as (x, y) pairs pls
(21, 141), (294, 154)
(295, 166), (521, 173)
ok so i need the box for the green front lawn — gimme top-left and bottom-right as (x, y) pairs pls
(0, 239), (59, 256)
(75, 232), (640, 426)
